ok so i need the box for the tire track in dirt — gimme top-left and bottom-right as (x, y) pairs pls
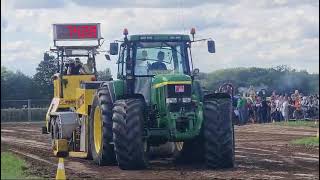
(1, 122), (319, 179)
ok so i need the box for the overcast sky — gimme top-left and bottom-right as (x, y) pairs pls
(1, 0), (319, 77)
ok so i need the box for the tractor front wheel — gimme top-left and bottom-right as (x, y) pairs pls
(89, 87), (116, 165)
(112, 99), (148, 170)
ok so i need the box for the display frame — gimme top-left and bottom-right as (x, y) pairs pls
(53, 23), (102, 41)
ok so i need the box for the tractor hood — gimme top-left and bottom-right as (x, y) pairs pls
(152, 74), (191, 88)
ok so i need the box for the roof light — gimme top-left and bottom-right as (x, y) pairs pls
(123, 28), (128, 36)
(190, 28), (196, 35)
(190, 28), (196, 41)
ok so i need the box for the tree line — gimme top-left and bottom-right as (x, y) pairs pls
(198, 65), (319, 96)
(1, 57), (319, 100)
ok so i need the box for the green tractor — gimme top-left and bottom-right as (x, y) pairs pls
(91, 28), (235, 170)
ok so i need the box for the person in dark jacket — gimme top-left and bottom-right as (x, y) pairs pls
(258, 90), (268, 123)
(149, 51), (167, 70)
(67, 58), (82, 75)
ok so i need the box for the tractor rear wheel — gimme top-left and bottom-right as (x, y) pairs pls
(89, 87), (116, 165)
(203, 97), (235, 169)
(112, 99), (148, 170)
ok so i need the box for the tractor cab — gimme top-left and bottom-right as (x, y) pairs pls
(109, 29), (215, 105)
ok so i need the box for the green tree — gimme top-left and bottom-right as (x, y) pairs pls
(203, 65), (319, 96)
(1, 66), (13, 99)
(1, 67), (36, 100)
(33, 53), (57, 98)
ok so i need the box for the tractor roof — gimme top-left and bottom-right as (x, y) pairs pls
(128, 34), (190, 41)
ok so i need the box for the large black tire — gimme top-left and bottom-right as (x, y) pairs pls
(112, 99), (148, 170)
(204, 97), (235, 169)
(89, 87), (116, 165)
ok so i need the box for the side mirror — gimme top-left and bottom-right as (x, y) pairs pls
(207, 40), (215, 53)
(109, 43), (119, 55)
(192, 68), (200, 76)
(105, 54), (111, 60)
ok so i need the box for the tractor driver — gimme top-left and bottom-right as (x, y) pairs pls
(67, 58), (82, 75)
(149, 51), (167, 70)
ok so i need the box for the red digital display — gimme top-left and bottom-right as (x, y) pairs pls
(66, 25), (97, 39)
(53, 23), (101, 40)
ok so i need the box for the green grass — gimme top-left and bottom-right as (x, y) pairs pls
(1, 152), (27, 179)
(274, 120), (319, 128)
(291, 137), (319, 147)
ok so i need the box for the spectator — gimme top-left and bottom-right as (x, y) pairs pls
(242, 93), (249, 124)
(255, 96), (262, 123)
(261, 96), (269, 123)
(278, 95), (284, 121)
(67, 61), (75, 75)
(67, 58), (82, 75)
(80, 58), (94, 74)
(270, 98), (277, 122)
(293, 91), (303, 119)
(282, 96), (289, 122)
(247, 96), (255, 123)
(237, 95), (246, 125)
(288, 96), (295, 119)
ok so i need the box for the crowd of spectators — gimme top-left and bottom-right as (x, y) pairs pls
(233, 87), (319, 125)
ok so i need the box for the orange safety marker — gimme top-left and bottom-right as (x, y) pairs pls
(56, 158), (66, 180)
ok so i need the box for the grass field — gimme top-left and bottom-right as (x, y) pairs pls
(291, 137), (319, 147)
(1, 152), (27, 179)
(274, 120), (319, 128)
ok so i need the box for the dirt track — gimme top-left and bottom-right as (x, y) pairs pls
(1, 122), (319, 179)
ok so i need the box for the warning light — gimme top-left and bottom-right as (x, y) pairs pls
(190, 28), (196, 35)
(123, 28), (128, 36)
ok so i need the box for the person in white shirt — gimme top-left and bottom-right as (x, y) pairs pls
(80, 58), (94, 74)
(282, 96), (289, 122)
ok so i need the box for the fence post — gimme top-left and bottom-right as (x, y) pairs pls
(28, 99), (31, 122)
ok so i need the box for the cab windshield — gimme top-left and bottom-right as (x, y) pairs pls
(134, 41), (189, 76)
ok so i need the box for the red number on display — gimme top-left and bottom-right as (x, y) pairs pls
(66, 25), (97, 39)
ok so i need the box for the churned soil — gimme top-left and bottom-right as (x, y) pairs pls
(1, 122), (319, 179)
